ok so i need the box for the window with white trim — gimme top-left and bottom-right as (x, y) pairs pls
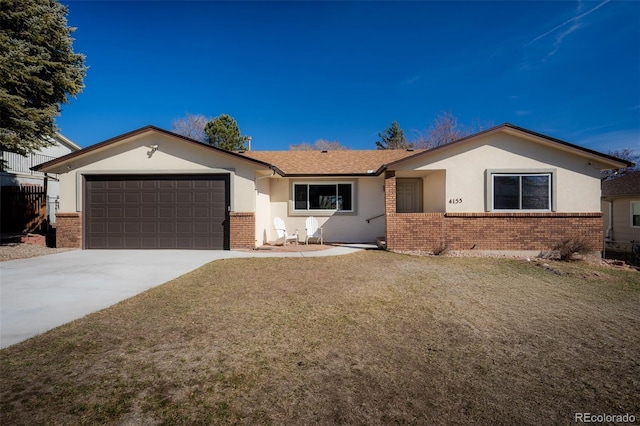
(631, 201), (640, 227)
(293, 183), (353, 212)
(492, 173), (551, 210)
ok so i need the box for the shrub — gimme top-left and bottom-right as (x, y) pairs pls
(432, 242), (449, 256)
(551, 238), (592, 261)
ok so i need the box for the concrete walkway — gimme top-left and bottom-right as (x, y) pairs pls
(0, 245), (369, 349)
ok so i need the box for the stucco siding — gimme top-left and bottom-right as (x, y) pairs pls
(392, 132), (602, 212)
(54, 133), (267, 213)
(255, 174), (272, 246)
(422, 171), (446, 212)
(266, 176), (385, 243)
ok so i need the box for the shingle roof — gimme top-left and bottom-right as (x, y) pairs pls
(241, 149), (425, 176)
(602, 171), (640, 197)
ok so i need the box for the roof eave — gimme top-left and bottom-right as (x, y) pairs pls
(385, 123), (634, 170)
(32, 125), (276, 172)
(277, 172), (382, 178)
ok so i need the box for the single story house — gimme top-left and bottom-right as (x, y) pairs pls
(33, 123), (630, 254)
(602, 171), (640, 253)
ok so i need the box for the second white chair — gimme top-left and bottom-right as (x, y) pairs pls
(304, 216), (323, 245)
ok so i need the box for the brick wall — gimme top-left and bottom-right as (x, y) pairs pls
(229, 212), (255, 249)
(56, 213), (82, 248)
(386, 212), (603, 253)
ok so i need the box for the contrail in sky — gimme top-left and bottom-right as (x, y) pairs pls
(529, 0), (611, 45)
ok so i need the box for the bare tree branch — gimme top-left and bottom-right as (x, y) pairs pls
(414, 112), (492, 149)
(290, 139), (348, 150)
(171, 113), (210, 142)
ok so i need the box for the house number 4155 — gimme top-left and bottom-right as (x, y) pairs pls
(448, 198), (463, 204)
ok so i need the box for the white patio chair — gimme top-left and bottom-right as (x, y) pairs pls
(273, 217), (298, 246)
(304, 216), (323, 245)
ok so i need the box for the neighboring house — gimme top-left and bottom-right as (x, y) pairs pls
(32, 124), (630, 254)
(1, 133), (81, 229)
(602, 171), (640, 253)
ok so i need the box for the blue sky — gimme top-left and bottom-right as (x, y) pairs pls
(58, 0), (639, 153)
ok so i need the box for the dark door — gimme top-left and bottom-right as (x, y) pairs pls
(84, 175), (229, 249)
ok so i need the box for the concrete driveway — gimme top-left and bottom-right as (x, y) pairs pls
(0, 246), (365, 349)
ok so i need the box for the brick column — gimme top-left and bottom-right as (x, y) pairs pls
(56, 213), (82, 248)
(229, 212), (255, 249)
(384, 171), (396, 248)
(384, 171), (396, 216)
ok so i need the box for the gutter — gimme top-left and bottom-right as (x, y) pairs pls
(255, 168), (277, 193)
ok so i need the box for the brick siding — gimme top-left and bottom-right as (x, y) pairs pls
(386, 212), (603, 252)
(384, 171), (603, 253)
(229, 212), (255, 249)
(56, 213), (82, 248)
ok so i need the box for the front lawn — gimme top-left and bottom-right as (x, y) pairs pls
(1, 251), (638, 425)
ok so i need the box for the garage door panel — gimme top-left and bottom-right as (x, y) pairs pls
(177, 193), (192, 203)
(124, 222), (140, 233)
(124, 193), (140, 204)
(107, 222), (123, 233)
(90, 236), (106, 248)
(123, 238), (141, 248)
(192, 222), (208, 233)
(141, 193), (157, 204)
(89, 192), (106, 204)
(124, 207), (140, 218)
(108, 207), (123, 219)
(90, 207), (106, 219)
(176, 222), (192, 233)
(194, 236), (216, 249)
(176, 207), (193, 218)
(141, 207), (157, 218)
(193, 192), (210, 203)
(86, 175), (229, 249)
(158, 222), (176, 233)
(141, 236), (157, 247)
(88, 221), (106, 233)
(140, 222), (157, 234)
(158, 207), (175, 219)
(159, 192), (175, 203)
(107, 236), (124, 248)
(158, 236), (176, 248)
(193, 206), (211, 218)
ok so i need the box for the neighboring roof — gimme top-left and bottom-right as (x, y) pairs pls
(241, 149), (425, 176)
(602, 171), (640, 197)
(52, 132), (82, 151)
(32, 125), (275, 172)
(387, 123), (633, 170)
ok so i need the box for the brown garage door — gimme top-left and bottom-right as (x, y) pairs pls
(84, 175), (229, 249)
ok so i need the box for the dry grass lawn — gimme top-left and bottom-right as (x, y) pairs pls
(1, 251), (639, 425)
